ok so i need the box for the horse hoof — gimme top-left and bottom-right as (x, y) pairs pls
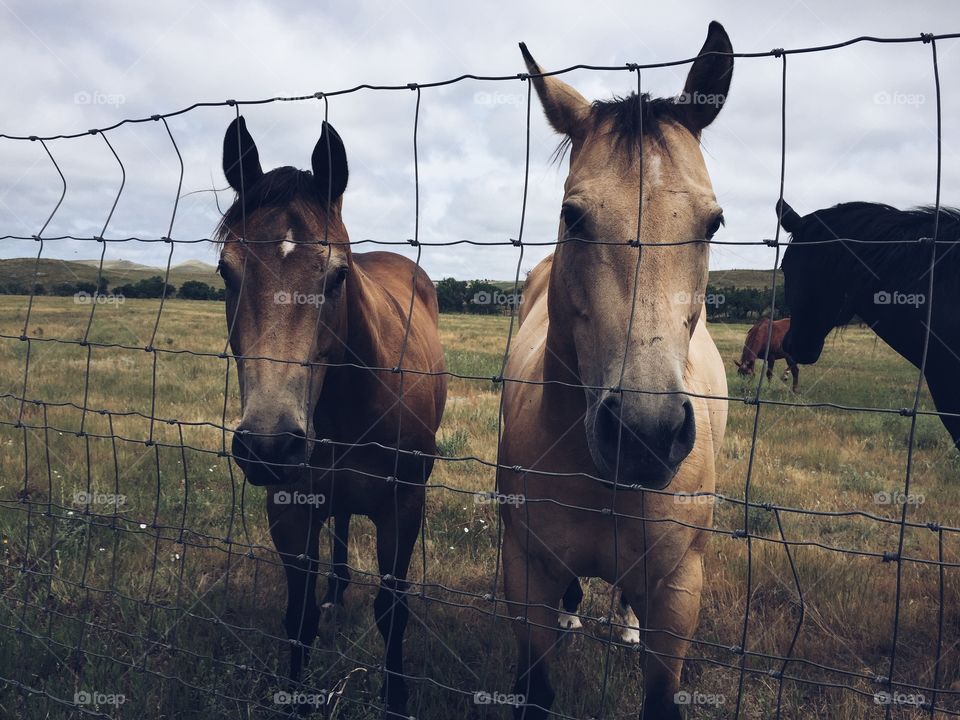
(619, 626), (641, 645)
(558, 612), (582, 631)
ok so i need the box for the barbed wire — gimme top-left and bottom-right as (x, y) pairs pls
(1, 29), (957, 720)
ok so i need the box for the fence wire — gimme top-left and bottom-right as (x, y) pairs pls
(0, 30), (958, 720)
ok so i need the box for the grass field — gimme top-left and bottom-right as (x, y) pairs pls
(0, 295), (958, 719)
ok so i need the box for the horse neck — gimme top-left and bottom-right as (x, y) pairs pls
(850, 295), (928, 370)
(540, 265), (589, 420)
(342, 255), (393, 371)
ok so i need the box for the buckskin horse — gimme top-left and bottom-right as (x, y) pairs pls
(498, 22), (732, 719)
(733, 317), (799, 392)
(778, 199), (960, 446)
(216, 117), (447, 717)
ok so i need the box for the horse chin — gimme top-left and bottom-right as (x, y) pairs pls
(784, 331), (824, 364)
(593, 458), (679, 492)
(788, 340), (824, 364)
(239, 460), (304, 487)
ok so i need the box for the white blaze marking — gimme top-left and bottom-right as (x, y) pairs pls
(279, 229), (296, 257)
(645, 153), (662, 189)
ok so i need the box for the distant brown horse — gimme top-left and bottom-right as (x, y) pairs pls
(498, 22), (731, 720)
(733, 317), (799, 391)
(216, 117), (447, 718)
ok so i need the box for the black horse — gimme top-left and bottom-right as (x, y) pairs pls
(777, 199), (960, 446)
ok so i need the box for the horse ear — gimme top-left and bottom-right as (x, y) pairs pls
(732, 359), (742, 368)
(678, 21), (733, 134)
(223, 116), (263, 192)
(519, 42), (591, 138)
(312, 120), (349, 205)
(777, 199), (802, 233)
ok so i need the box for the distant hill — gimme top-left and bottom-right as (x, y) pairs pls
(0, 258), (780, 294)
(0, 257), (223, 291)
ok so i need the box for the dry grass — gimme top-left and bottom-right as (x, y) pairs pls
(1, 296), (958, 719)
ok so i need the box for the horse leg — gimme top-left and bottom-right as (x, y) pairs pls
(765, 359), (774, 383)
(789, 362), (799, 393)
(373, 487), (422, 718)
(613, 589), (641, 645)
(267, 493), (324, 687)
(321, 512), (351, 609)
(503, 545), (567, 720)
(558, 578), (583, 631)
(632, 549), (705, 720)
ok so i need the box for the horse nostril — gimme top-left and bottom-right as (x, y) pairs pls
(667, 400), (696, 466)
(596, 394), (623, 446)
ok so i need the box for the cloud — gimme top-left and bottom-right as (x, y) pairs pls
(1, 0), (958, 279)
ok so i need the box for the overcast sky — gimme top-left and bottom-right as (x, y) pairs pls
(1, 0), (958, 281)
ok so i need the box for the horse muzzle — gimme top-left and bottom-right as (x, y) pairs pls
(232, 420), (309, 486)
(590, 390), (696, 491)
(783, 330), (823, 365)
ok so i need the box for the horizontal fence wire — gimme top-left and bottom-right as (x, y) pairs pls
(0, 29), (957, 720)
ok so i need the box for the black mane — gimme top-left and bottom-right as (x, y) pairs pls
(591, 93), (686, 143)
(215, 166), (322, 242)
(554, 92), (688, 162)
(788, 201), (960, 283)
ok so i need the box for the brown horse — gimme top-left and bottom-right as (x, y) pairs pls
(216, 117), (447, 718)
(498, 22), (731, 720)
(733, 317), (799, 391)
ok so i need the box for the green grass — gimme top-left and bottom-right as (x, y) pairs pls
(0, 296), (957, 719)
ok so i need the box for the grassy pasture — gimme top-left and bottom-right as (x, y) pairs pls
(0, 295), (958, 719)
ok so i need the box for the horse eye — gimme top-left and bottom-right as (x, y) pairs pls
(217, 260), (234, 287)
(705, 213), (725, 240)
(326, 265), (348, 294)
(561, 203), (587, 235)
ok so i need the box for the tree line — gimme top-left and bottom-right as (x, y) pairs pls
(0, 275), (788, 321)
(436, 277), (788, 322)
(0, 276), (225, 300)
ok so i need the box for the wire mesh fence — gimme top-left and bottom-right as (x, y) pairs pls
(1, 29), (959, 720)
